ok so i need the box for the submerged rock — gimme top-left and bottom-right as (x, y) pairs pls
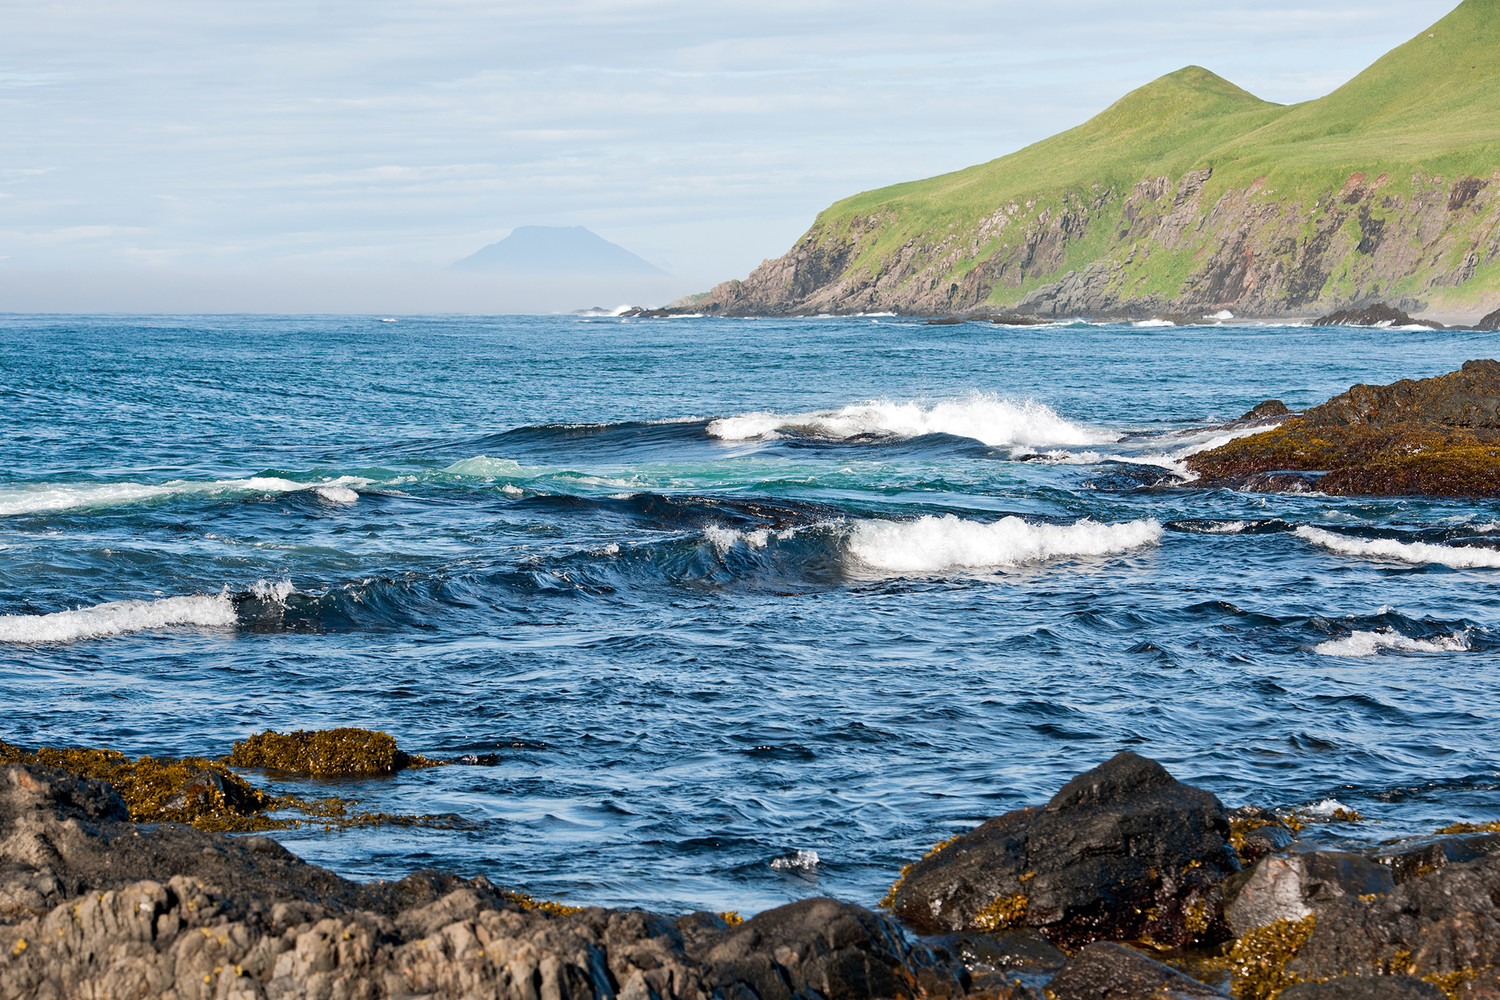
(1371, 831), (1500, 884)
(887, 752), (1240, 949)
(1187, 360), (1500, 496)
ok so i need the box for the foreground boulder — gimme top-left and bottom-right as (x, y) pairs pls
(1283, 854), (1500, 998)
(1187, 360), (1500, 496)
(887, 752), (1240, 949)
(1223, 852), (1394, 939)
(0, 764), (965, 1000)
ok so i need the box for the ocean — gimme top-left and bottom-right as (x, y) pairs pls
(2, 312), (1498, 915)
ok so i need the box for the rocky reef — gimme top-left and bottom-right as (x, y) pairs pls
(6, 743), (1500, 999)
(1187, 360), (1500, 496)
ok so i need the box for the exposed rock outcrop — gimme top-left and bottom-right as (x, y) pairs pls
(1187, 360), (1500, 496)
(887, 752), (1240, 949)
(0, 764), (967, 1000)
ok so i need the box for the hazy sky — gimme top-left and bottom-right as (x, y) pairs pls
(0, 0), (1459, 312)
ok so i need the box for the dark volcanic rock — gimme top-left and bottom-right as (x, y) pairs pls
(697, 897), (969, 1000)
(0, 764), (967, 1000)
(1311, 303), (1444, 329)
(1370, 832), (1500, 884)
(1186, 360), (1500, 496)
(889, 752), (1239, 949)
(1279, 978), (1444, 1000)
(1046, 942), (1229, 1000)
(1223, 852), (1394, 938)
(1285, 853), (1500, 995)
(1476, 307), (1500, 333)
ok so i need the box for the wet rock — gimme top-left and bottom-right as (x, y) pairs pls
(1046, 942), (1229, 1000)
(1371, 832), (1500, 884)
(1229, 806), (1299, 863)
(1223, 851), (1395, 937)
(1187, 361), (1500, 496)
(0, 763), (971, 999)
(1279, 978), (1445, 1000)
(1285, 853), (1500, 994)
(889, 752), (1240, 949)
(697, 897), (970, 1000)
(939, 928), (1067, 972)
(1311, 303), (1444, 329)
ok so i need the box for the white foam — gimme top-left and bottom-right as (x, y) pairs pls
(0, 593), (237, 644)
(249, 579), (294, 602)
(315, 485), (358, 503)
(1296, 526), (1500, 568)
(845, 515), (1161, 574)
(1303, 799), (1353, 817)
(0, 475), (371, 517)
(708, 394), (1118, 449)
(1316, 629), (1471, 658)
(1133, 319), (1177, 328)
(1207, 310), (1235, 321)
(705, 525), (773, 553)
(1200, 521), (1249, 534)
(770, 849), (821, 872)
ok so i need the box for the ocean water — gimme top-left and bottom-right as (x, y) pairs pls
(3, 313), (1500, 915)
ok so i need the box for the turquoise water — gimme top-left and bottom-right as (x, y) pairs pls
(2, 313), (1499, 913)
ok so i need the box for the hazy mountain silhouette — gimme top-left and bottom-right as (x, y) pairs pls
(450, 226), (666, 275)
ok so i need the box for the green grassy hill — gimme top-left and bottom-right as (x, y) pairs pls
(697, 0), (1500, 319)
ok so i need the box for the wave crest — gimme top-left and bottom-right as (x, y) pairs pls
(1316, 629), (1472, 658)
(0, 594), (237, 644)
(1296, 526), (1500, 568)
(707, 395), (1117, 448)
(845, 515), (1161, 574)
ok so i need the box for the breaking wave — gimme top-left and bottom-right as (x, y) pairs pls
(1296, 527), (1500, 568)
(0, 475), (371, 517)
(844, 515), (1162, 574)
(0, 593), (238, 644)
(707, 395), (1118, 449)
(1316, 629), (1472, 658)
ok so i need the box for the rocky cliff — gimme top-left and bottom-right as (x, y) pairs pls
(690, 3), (1500, 320)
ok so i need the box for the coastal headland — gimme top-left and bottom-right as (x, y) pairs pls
(5, 741), (1500, 999)
(661, 1), (1500, 323)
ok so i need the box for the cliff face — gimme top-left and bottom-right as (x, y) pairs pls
(698, 169), (1500, 318)
(693, 3), (1500, 319)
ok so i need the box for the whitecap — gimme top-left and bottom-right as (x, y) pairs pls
(249, 579), (295, 602)
(0, 475), (371, 517)
(1132, 319), (1177, 328)
(845, 515), (1161, 574)
(0, 593), (237, 644)
(707, 394), (1118, 449)
(315, 485), (358, 503)
(770, 849), (820, 872)
(705, 525), (772, 553)
(1316, 629), (1471, 658)
(1296, 526), (1500, 568)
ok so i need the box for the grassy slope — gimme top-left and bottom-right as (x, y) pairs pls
(808, 0), (1500, 307)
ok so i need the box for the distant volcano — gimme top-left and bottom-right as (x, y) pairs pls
(450, 226), (666, 276)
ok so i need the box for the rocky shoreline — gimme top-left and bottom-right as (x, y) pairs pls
(5, 743), (1500, 999)
(1187, 360), (1500, 496)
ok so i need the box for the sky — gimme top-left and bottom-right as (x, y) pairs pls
(0, 0), (1461, 313)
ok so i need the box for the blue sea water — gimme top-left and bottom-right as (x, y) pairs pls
(2, 313), (1500, 915)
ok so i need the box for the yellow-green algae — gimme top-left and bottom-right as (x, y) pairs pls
(0, 731), (454, 834)
(971, 893), (1029, 932)
(498, 890), (582, 917)
(1437, 819), (1500, 835)
(1228, 916), (1316, 1000)
(224, 728), (444, 776)
(877, 833), (962, 909)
